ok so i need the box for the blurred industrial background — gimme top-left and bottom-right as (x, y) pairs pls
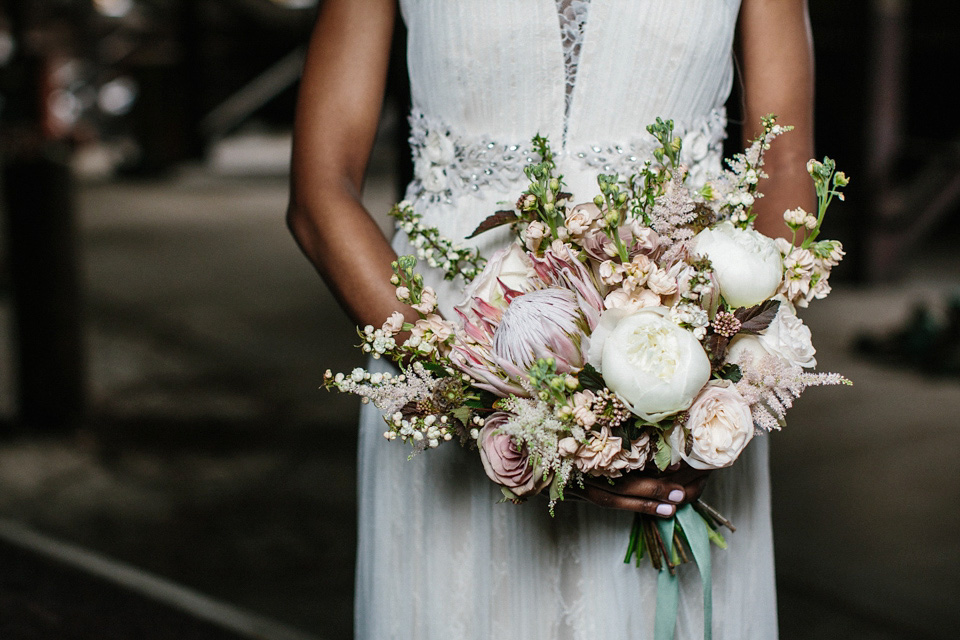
(0, 1), (958, 638)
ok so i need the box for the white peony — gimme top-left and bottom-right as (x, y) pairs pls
(588, 307), (711, 422)
(455, 243), (538, 314)
(692, 221), (783, 308)
(669, 380), (754, 470)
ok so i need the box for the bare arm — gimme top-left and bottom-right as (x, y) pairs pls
(739, 0), (816, 239)
(287, 0), (415, 329)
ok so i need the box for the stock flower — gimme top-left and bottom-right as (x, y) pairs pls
(411, 314), (455, 346)
(669, 380), (753, 469)
(603, 287), (661, 312)
(645, 267), (678, 296)
(564, 202), (602, 236)
(587, 307), (711, 422)
(692, 221), (783, 308)
(412, 287), (438, 314)
(382, 311), (405, 334)
(478, 412), (551, 498)
(524, 220), (548, 252)
(558, 427), (650, 477)
(779, 247), (816, 303)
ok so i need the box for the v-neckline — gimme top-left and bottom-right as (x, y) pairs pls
(554, 0), (593, 149)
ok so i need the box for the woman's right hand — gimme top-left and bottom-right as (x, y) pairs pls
(569, 463), (711, 518)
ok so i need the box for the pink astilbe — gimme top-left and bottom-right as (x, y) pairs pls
(734, 352), (851, 431)
(649, 171), (697, 245)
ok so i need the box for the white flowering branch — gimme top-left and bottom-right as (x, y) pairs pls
(390, 202), (486, 281)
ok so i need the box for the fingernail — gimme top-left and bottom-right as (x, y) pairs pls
(656, 504), (675, 516)
(668, 489), (684, 503)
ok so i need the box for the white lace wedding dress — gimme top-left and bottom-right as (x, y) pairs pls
(356, 1), (778, 638)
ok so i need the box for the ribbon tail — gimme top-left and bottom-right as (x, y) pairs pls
(676, 504), (713, 640)
(653, 516), (679, 640)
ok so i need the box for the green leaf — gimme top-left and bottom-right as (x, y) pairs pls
(654, 432), (673, 471)
(451, 406), (472, 427)
(716, 363), (743, 383)
(577, 363), (605, 391)
(421, 362), (449, 377)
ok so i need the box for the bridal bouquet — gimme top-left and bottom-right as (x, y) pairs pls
(325, 116), (849, 638)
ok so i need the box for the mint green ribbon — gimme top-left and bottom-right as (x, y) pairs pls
(653, 504), (713, 640)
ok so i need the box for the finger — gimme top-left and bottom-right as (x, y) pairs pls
(576, 484), (678, 518)
(681, 475), (709, 504)
(586, 475), (687, 504)
(665, 466), (711, 486)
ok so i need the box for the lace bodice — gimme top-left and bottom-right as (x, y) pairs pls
(400, 0), (741, 212)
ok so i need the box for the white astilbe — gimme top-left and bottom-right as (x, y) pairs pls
(327, 362), (443, 417)
(649, 170), (697, 244)
(734, 352), (851, 432)
(707, 122), (791, 222)
(498, 395), (577, 502)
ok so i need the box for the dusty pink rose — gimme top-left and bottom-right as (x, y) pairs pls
(582, 224), (661, 263)
(478, 412), (551, 498)
(670, 380), (753, 470)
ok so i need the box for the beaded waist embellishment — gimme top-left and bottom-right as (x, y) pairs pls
(405, 108), (727, 206)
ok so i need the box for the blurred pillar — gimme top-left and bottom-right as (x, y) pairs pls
(388, 16), (411, 199)
(864, 0), (907, 279)
(1, 8), (87, 433)
(2, 149), (87, 431)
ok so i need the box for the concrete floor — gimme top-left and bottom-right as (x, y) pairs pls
(0, 137), (958, 639)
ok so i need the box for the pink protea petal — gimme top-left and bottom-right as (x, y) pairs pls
(498, 279), (526, 304)
(472, 297), (504, 324)
(455, 309), (491, 343)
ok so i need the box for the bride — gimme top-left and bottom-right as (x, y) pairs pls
(287, 1), (814, 638)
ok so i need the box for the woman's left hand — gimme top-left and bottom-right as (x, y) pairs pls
(577, 463), (711, 517)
